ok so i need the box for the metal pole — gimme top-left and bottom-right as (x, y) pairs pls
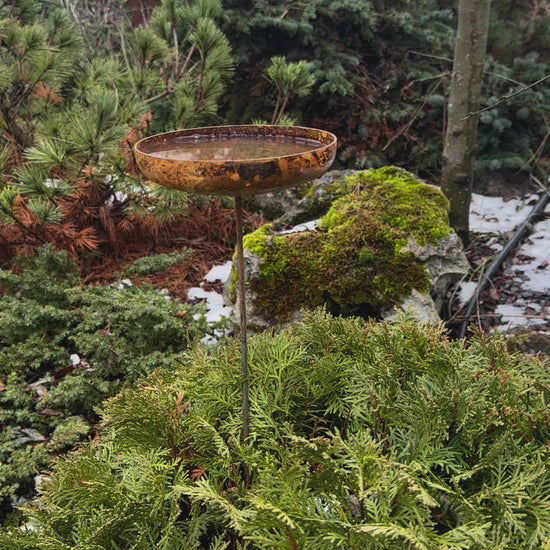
(234, 195), (250, 441)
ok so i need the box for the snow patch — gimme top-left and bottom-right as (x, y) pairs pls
(203, 261), (233, 283)
(469, 193), (539, 234)
(495, 304), (547, 331)
(278, 219), (319, 234)
(459, 192), (550, 331)
(457, 281), (477, 304)
(188, 287), (232, 324)
(514, 217), (550, 294)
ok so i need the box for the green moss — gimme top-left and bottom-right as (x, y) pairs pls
(242, 224), (273, 258)
(242, 224), (289, 281)
(321, 166), (450, 244)
(243, 168), (452, 324)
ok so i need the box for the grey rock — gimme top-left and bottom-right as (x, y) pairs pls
(401, 232), (470, 312)
(382, 290), (442, 324)
(247, 170), (355, 224)
(228, 169), (470, 329)
(277, 169), (356, 226)
(228, 249), (271, 332)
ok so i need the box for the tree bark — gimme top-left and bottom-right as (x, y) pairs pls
(441, 0), (491, 245)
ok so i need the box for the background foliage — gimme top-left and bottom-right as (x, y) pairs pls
(221, 0), (550, 180)
(0, 0), (548, 270)
(0, 0), (234, 268)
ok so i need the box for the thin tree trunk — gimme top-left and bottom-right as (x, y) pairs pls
(441, 0), (491, 245)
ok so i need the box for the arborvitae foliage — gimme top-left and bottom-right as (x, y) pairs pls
(0, 0), (234, 267)
(3, 310), (550, 548)
(0, 246), (221, 522)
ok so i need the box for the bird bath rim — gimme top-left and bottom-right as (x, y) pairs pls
(133, 124), (337, 197)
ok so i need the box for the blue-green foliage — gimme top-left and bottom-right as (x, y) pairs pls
(0, 246), (215, 512)
(222, 0), (457, 174)
(476, 53), (550, 177)
(222, 0), (549, 180)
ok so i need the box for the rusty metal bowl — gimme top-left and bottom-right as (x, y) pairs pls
(133, 125), (337, 197)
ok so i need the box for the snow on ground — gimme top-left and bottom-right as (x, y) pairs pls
(188, 287), (232, 324)
(203, 260), (233, 284)
(187, 261), (233, 344)
(466, 193), (550, 331)
(278, 220), (319, 234)
(457, 281), (478, 305)
(469, 193), (539, 233)
(495, 303), (547, 330)
(515, 216), (550, 293)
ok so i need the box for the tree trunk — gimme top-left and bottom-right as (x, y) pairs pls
(441, 0), (491, 245)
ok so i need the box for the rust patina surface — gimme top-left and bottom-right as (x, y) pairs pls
(134, 125), (337, 196)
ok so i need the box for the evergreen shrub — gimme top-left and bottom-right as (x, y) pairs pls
(0, 0), (234, 265)
(0, 246), (219, 519)
(221, 0), (550, 179)
(124, 248), (194, 276)
(3, 309), (550, 548)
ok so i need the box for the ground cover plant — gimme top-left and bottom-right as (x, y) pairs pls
(2, 309), (550, 548)
(0, 245), (224, 522)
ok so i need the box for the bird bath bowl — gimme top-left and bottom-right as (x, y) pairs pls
(134, 124), (337, 196)
(134, 125), (337, 441)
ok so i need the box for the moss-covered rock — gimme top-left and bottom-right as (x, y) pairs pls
(245, 169), (356, 223)
(231, 167), (468, 327)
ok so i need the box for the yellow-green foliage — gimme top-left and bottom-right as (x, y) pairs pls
(4, 311), (550, 549)
(243, 167), (450, 322)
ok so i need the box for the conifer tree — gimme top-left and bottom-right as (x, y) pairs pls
(264, 56), (316, 125)
(0, 1), (83, 151)
(0, 0), (234, 263)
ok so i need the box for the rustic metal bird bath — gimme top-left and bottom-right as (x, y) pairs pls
(134, 125), (337, 440)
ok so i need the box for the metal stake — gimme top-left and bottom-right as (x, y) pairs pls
(234, 195), (250, 441)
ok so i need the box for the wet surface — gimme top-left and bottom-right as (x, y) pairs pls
(450, 189), (550, 356)
(147, 135), (320, 161)
(134, 125), (337, 196)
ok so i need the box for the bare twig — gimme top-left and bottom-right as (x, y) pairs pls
(383, 77), (444, 151)
(117, 24), (135, 87)
(465, 73), (550, 119)
(172, 25), (180, 79)
(143, 89), (175, 105)
(522, 126), (550, 172)
(179, 45), (195, 79)
(270, 89), (283, 125)
(408, 50), (453, 64)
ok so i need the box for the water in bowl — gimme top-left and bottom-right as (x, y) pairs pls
(148, 135), (320, 161)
